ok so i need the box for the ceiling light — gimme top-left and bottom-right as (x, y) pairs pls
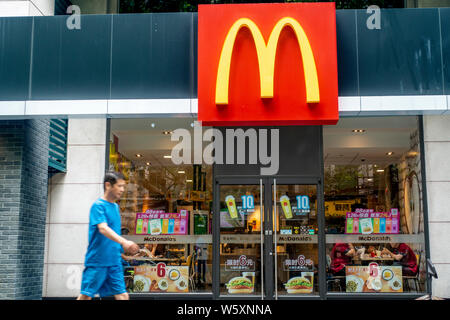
(367, 178), (373, 182)
(164, 155), (172, 159)
(135, 154), (143, 158)
(352, 129), (366, 133)
(150, 123), (155, 128)
(377, 169), (385, 173)
(386, 152), (394, 156)
(162, 131), (173, 135)
(186, 179), (193, 183)
(146, 162), (151, 166)
(178, 170), (185, 174)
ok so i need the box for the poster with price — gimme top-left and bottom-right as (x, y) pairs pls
(135, 210), (189, 235)
(280, 195), (310, 219)
(133, 264), (189, 293)
(345, 208), (400, 234)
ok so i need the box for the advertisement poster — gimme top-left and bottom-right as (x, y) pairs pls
(280, 195), (311, 219)
(224, 255), (256, 294)
(345, 264), (403, 293)
(133, 264), (189, 293)
(135, 210), (188, 235)
(345, 208), (400, 234)
(283, 272), (314, 294)
(224, 255), (256, 271)
(282, 255), (314, 271)
(225, 194), (255, 217)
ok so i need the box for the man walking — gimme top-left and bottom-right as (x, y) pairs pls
(77, 171), (139, 300)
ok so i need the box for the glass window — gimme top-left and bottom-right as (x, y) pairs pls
(109, 118), (213, 294)
(323, 116), (426, 294)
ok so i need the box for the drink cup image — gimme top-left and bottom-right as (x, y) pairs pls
(242, 272), (256, 291)
(225, 195), (238, 219)
(280, 195), (293, 219)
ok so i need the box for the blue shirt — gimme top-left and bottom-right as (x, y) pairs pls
(84, 198), (123, 267)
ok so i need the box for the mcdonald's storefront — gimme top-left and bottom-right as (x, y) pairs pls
(1, 3), (450, 300)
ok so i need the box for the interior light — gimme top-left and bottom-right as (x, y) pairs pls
(146, 162), (151, 166)
(352, 129), (366, 133)
(150, 123), (155, 128)
(164, 155), (172, 159)
(162, 131), (173, 135)
(178, 171), (185, 174)
(186, 180), (193, 183)
(135, 154), (143, 158)
(386, 152), (394, 156)
(377, 169), (385, 173)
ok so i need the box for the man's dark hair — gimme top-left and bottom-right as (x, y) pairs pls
(103, 171), (125, 191)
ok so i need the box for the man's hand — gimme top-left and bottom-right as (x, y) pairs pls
(122, 240), (139, 255)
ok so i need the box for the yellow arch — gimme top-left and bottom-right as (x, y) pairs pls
(215, 17), (320, 105)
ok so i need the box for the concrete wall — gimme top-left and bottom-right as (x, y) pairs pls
(423, 115), (450, 298)
(43, 118), (106, 298)
(0, 119), (50, 299)
(0, 0), (54, 16)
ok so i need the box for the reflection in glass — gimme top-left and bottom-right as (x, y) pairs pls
(219, 185), (262, 296)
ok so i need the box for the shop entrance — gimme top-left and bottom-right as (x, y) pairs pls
(211, 125), (324, 299)
(214, 177), (323, 299)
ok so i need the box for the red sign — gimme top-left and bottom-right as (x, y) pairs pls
(198, 3), (338, 126)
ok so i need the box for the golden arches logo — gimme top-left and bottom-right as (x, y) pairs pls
(215, 17), (320, 105)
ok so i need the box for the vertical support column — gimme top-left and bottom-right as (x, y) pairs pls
(423, 115), (450, 299)
(44, 118), (106, 298)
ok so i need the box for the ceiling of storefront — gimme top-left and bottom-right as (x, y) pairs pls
(323, 116), (418, 166)
(111, 116), (419, 168)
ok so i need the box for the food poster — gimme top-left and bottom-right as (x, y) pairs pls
(135, 210), (188, 235)
(284, 272), (314, 294)
(133, 264), (189, 293)
(225, 194), (256, 217)
(282, 255), (315, 294)
(280, 195), (311, 220)
(345, 208), (400, 234)
(345, 265), (403, 293)
(224, 255), (256, 294)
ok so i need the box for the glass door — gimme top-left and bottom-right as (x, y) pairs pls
(214, 177), (323, 300)
(271, 179), (321, 299)
(217, 180), (264, 298)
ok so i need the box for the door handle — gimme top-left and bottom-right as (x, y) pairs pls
(265, 230), (273, 236)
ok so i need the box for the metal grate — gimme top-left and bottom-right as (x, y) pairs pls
(48, 119), (68, 173)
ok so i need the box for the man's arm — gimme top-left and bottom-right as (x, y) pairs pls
(98, 222), (139, 254)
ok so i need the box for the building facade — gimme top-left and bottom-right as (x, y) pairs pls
(0, 1), (449, 299)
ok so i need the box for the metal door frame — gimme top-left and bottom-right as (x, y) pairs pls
(213, 175), (324, 300)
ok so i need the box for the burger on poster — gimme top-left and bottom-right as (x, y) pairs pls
(226, 277), (254, 294)
(284, 277), (313, 294)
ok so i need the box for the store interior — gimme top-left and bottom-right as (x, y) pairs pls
(109, 115), (426, 295)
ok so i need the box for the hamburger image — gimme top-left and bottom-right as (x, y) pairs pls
(226, 277), (254, 294)
(284, 277), (313, 294)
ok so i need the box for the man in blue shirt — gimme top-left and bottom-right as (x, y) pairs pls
(77, 172), (139, 300)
